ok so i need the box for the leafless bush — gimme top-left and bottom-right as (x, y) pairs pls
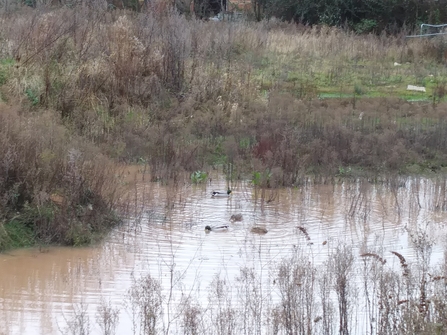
(319, 271), (336, 335)
(54, 236), (447, 335)
(273, 254), (317, 334)
(236, 267), (264, 335)
(208, 275), (240, 335)
(360, 247), (388, 335)
(180, 296), (204, 335)
(330, 244), (355, 335)
(376, 270), (401, 334)
(128, 274), (163, 335)
(96, 300), (120, 335)
(61, 303), (91, 335)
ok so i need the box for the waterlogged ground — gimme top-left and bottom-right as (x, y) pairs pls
(1, 173), (447, 334)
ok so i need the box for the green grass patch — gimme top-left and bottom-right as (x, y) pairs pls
(0, 220), (36, 252)
(318, 92), (354, 99)
(191, 170), (208, 184)
(0, 58), (14, 85)
(25, 88), (40, 106)
(254, 51), (447, 102)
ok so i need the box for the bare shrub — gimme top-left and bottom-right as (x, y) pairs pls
(128, 274), (163, 335)
(236, 267), (264, 335)
(208, 275), (240, 335)
(319, 271), (336, 335)
(2, 8), (447, 183)
(0, 104), (119, 249)
(61, 303), (91, 335)
(376, 270), (402, 335)
(360, 246), (392, 335)
(96, 300), (120, 335)
(273, 254), (317, 334)
(330, 244), (355, 335)
(180, 296), (204, 335)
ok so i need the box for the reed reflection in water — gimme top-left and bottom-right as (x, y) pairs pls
(1, 175), (447, 334)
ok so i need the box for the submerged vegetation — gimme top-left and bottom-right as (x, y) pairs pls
(1, 3), (447, 250)
(60, 211), (447, 335)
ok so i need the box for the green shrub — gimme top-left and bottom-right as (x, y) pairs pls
(252, 170), (271, 187)
(353, 19), (377, 34)
(191, 170), (208, 184)
(0, 58), (14, 97)
(25, 88), (40, 106)
(0, 220), (35, 252)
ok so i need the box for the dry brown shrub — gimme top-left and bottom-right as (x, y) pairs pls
(0, 103), (119, 246)
(1, 7), (447, 185)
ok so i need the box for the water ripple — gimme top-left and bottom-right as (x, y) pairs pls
(1, 176), (447, 334)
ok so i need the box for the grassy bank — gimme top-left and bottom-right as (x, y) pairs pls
(0, 105), (120, 251)
(1, 7), (447, 248)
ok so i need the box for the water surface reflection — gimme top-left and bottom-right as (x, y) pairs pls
(1, 175), (446, 334)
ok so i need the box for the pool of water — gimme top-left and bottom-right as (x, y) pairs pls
(1, 173), (446, 334)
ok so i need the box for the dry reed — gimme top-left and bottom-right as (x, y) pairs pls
(360, 252), (387, 265)
(391, 251), (410, 276)
(297, 226), (311, 241)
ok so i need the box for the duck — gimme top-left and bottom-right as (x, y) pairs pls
(211, 190), (232, 197)
(250, 226), (268, 235)
(205, 225), (229, 232)
(230, 213), (243, 222)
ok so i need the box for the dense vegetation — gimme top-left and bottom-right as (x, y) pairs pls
(1, 4), (447, 250)
(260, 0), (447, 33)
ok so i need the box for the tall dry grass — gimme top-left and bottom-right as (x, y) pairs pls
(0, 103), (119, 250)
(1, 8), (447, 190)
(58, 237), (447, 335)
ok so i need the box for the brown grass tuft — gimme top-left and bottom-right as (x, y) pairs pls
(360, 252), (387, 265)
(429, 275), (447, 281)
(297, 226), (311, 241)
(391, 251), (409, 276)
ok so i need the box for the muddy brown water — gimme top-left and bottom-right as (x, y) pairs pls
(1, 174), (447, 334)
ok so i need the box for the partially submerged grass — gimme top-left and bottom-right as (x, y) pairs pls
(60, 236), (447, 335)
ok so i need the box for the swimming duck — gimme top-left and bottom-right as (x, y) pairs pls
(205, 225), (229, 232)
(211, 190), (232, 197)
(250, 226), (268, 235)
(230, 213), (243, 222)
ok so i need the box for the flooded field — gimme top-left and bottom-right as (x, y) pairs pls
(1, 173), (447, 334)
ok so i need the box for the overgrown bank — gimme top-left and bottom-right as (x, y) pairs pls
(1, 7), (447, 249)
(0, 106), (120, 251)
